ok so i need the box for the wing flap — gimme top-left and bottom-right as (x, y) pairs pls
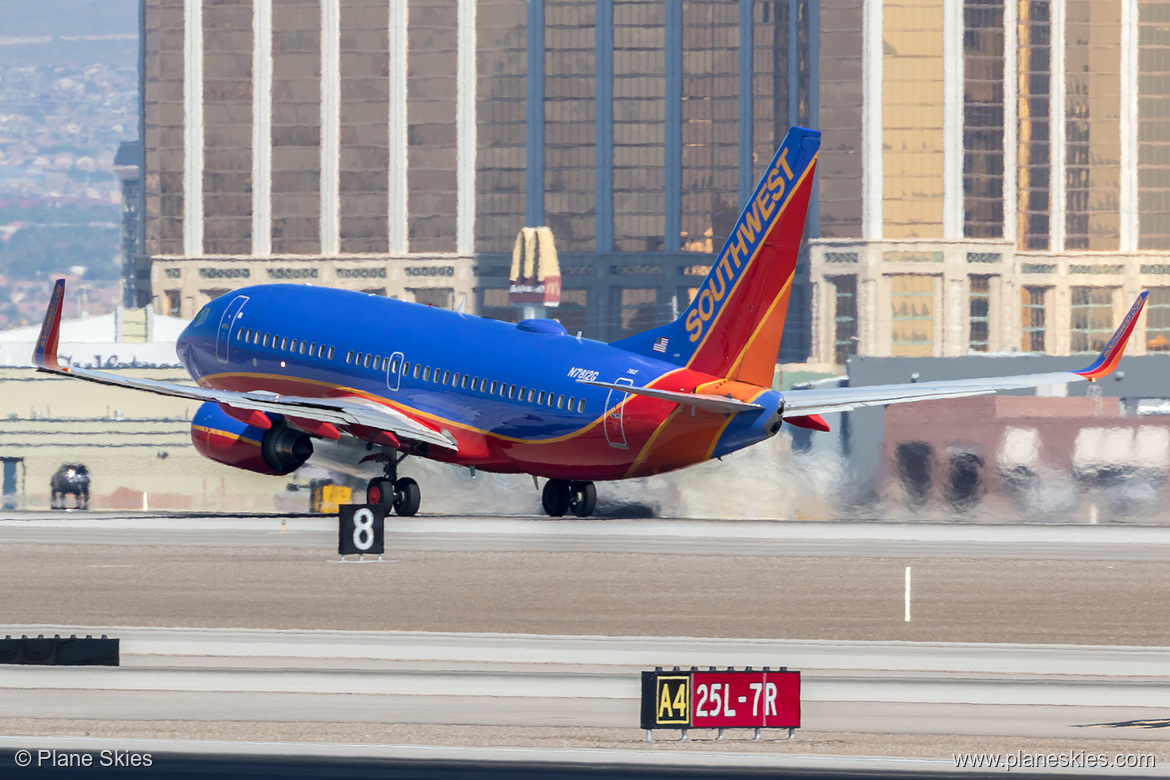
(38, 364), (456, 451)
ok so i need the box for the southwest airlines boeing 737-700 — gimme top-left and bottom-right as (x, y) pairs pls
(32, 127), (1147, 517)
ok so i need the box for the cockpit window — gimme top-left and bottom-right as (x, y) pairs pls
(193, 308), (210, 326)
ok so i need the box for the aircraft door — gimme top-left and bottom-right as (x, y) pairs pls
(216, 295), (249, 364)
(386, 351), (405, 391)
(604, 377), (634, 450)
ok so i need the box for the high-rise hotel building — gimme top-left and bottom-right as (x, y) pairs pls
(138, 0), (818, 351)
(809, 0), (1170, 364)
(137, 0), (1170, 365)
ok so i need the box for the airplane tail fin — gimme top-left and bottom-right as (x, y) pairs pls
(33, 278), (68, 372)
(611, 126), (820, 387)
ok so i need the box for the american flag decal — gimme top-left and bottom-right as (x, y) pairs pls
(653, 336), (668, 353)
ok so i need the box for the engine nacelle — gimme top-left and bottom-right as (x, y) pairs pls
(191, 402), (313, 476)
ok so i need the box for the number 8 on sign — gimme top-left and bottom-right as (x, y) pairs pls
(339, 504), (385, 556)
(353, 508), (375, 550)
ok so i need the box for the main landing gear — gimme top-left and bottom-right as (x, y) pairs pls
(541, 479), (597, 518)
(365, 450), (420, 517)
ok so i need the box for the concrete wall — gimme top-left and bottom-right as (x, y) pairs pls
(0, 369), (309, 512)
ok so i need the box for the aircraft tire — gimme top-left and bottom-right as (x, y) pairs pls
(393, 477), (421, 517)
(366, 477), (395, 507)
(541, 479), (571, 517)
(569, 481), (596, 517)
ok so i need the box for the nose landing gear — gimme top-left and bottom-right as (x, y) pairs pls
(541, 479), (597, 518)
(364, 450), (421, 516)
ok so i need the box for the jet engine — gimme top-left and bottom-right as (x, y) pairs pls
(190, 402), (313, 476)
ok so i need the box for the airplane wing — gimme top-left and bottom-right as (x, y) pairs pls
(577, 380), (764, 413)
(781, 291), (1148, 418)
(31, 279), (457, 451)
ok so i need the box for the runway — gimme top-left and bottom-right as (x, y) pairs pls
(2, 512), (1169, 774)
(7, 510), (1170, 560)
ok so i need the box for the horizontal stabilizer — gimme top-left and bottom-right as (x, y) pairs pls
(578, 379), (763, 414)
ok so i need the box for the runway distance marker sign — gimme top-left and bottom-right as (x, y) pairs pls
(640, 668), (800, 730)
(338, 504), (385, 556)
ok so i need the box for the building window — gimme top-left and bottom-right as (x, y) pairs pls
(165, 290), (182, 317)
(963, 0), (1005, 239)
(890, 275), (934, 357)
(1070, 287), (1115, 353)
(1139, 7), (1170, 250)
(1146, 288), (1170, 352)
(611, 288), (659, 340)
(829, 275), (858, 366)
(969, 276), (991, 353)
(1021, 286), (1047, 352)
(1017, 1), (1051, 251)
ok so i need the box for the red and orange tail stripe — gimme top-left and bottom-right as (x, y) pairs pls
(33, 278), (68, 372)
(1075, 291), (1148, 381)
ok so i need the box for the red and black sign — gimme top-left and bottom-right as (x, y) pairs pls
(640, 668), (800, 730)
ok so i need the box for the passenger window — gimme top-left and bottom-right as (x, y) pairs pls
(537, 391), (545, 405)
(327, 346), (335, 360)
(381, 357), (389, 371)
(442, 370), (451, 385)
(452, 372), (460, 386)
(262, 333), (270, 347)
(390, 358), (400, 374)
(253, 331), (261, 345)
(309, 342), (316, 354)
(318, 344), (326, 357)
(557, 394), (565, 409)
(578, 398), (586, 413)
(290, 339), (298, 352)
(364, 354), (373, 368)
(423, 366), (431, 381)
(461, 375), (469, 389)
(519, 386), (527, 399)
(402, 361), (410, 376)
(470, 377), (478, 391)
(345, 351), (353, 364)
(508, 384), (517, 399)
(299, 341), (307, 355)
(280, 337), (289, 351)
(568, 396), (576, 410)
(489, 380), (498, 394)
(527, 389), (535, 403)
(413, 364), (421, 379)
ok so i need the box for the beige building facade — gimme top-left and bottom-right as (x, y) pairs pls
(808, 0), (1170, 366)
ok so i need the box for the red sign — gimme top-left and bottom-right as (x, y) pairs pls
(690, 671), (800, 728)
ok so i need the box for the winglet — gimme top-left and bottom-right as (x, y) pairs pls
(33, 278), (68, 372)
(1075, 291), (1148, 381)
